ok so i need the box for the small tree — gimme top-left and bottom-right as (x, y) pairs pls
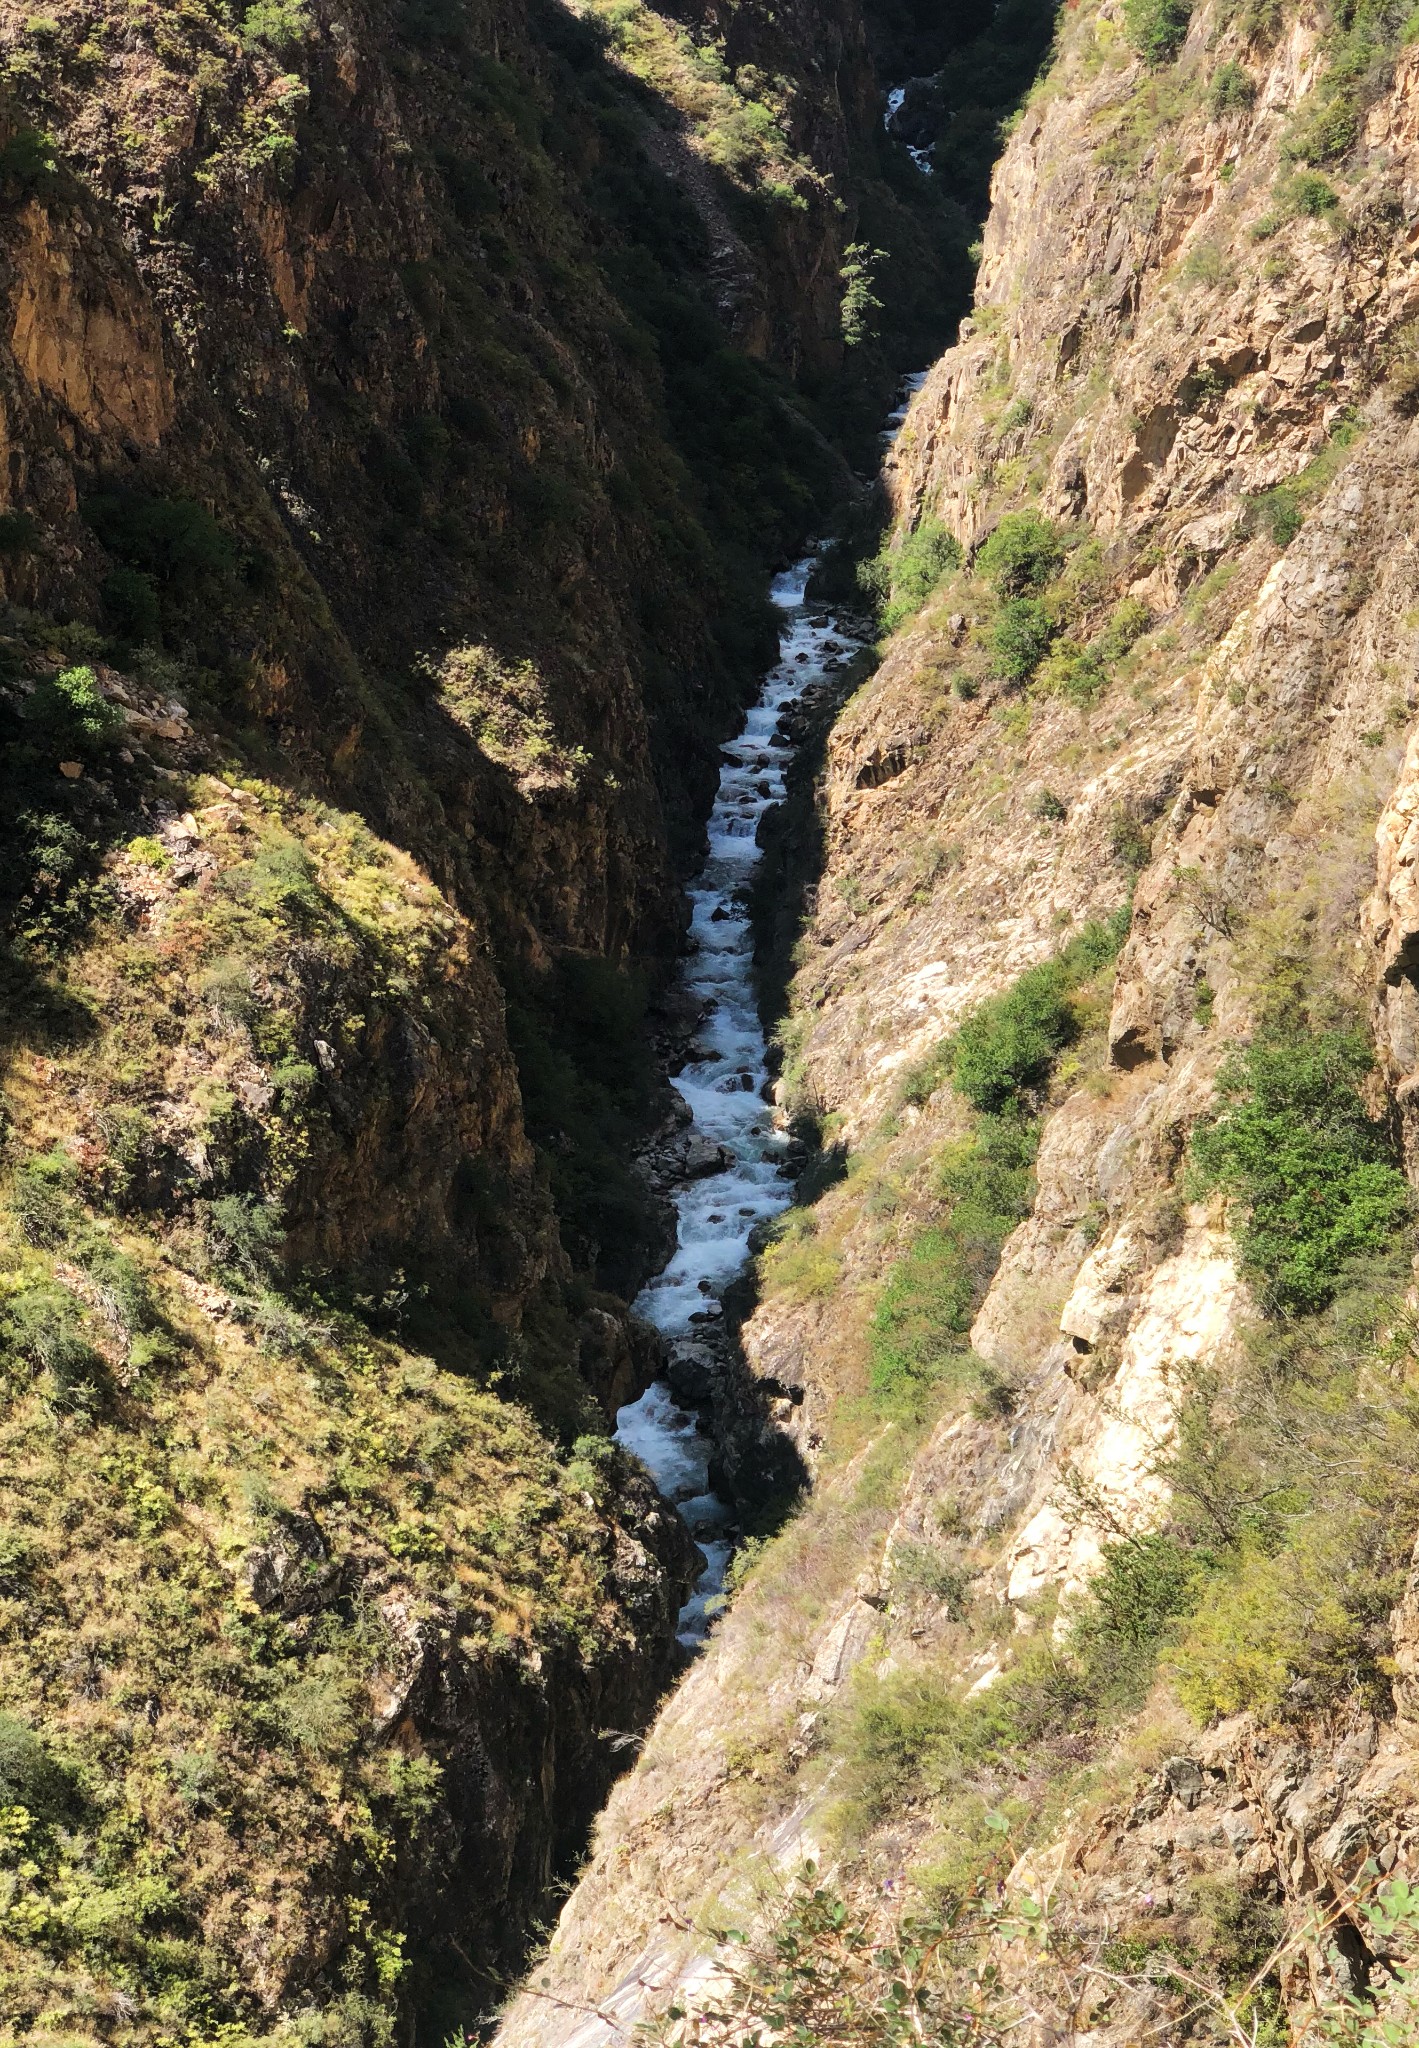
(840, 242), (886, 349)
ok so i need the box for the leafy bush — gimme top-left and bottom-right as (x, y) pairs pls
(1031, 640), (1103, 707)
(1209, 60), (1255, 114)
(4, 1284), (109, 1415)
(1096, 595), (1151, 661)
(949, 915), (1127, 1113)
(974, 511), (1063, 595)
(868, 1118), (1036, 1406)
(1123, 0), (1192, 64)
(1189, 1031), (1411, 1314)
(1251, 483), (1302, 546)
(1109, 804), (1153, 873)
(1169, 1515), (1393, 1720)
(1390, 358), (1419, 417)
(1282, 0), (1410, 169)
(83, 491), (235, 602)
(506, 955), (661, 1293)
(22, 664), (122, 758)
(0, 1714), (72, 1820)
(951, 965), (1075, 1111)
(12, 1146), (78, 1245)
(991, 595), (1054, 683)
(206, 1194), (285, 1283)
(241, 0), (312, 51)
(876, 519), (962, 632)
(0, 127), (59, 195)
(0, 510), (39, 555)
(1286, 168), (1340, 215)
(102, 565), (162, 644)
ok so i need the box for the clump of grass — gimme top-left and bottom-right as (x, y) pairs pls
(1244, 410), (1362, 546)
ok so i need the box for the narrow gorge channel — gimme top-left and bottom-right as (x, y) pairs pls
(617, 375), (922, 1645)
(19, 0), (1419, 2038)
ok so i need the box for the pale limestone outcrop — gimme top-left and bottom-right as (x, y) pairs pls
(1004, 1227), (1243, 1612)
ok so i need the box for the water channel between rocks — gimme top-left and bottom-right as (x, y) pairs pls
(616, 374), (922, 1646)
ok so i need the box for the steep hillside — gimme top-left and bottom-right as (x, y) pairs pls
(493, 1), (1419, 2041)
(0, 0), (962, 2041)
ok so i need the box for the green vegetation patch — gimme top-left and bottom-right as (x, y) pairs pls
(1283, 0), (1419, 169)
(869, 917), (1128, 1410)
(941, 913), (1129, 1116)
(868, 1118), (1037, 1406)
(1189, 1030), (1411, 1315)
(859, 517), (963, 634)
(1122, 0), (1193, 65)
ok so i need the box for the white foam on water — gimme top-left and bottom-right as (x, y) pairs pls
(883, 81), (934, 174)
(615, 368), (929, 1646)
(615, 553), (870, 1646)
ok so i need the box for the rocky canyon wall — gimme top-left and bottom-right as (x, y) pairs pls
(0, 0), (953, 2040)
(493, 2), (1419, 2040)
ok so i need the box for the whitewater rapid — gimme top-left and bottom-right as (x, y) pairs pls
(615, 560), (868, 1644)
(614, 363), (927, 1647)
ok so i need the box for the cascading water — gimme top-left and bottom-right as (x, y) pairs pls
(615, 567), (866, 1645)
(884, 82), (935, 175)
(617, 369), (927, 1649)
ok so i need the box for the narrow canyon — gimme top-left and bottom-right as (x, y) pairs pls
(3, 0), (1419, 2044)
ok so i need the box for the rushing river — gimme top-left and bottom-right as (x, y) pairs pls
(615, 560), (870, 1643)
(612, 349), (934, 1644)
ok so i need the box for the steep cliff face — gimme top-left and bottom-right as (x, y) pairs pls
(0, 0), (963, 2040)
(493, 3), (1419, 2039)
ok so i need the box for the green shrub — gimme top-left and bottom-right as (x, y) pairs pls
(12, 1147), (78, 1245)
(951, 967), (1075, 1111)
(975, 511), (1063, 595)
(1068, 1532), (1203, 1710)
(205, 1194), (285, 1282)
(991, 596), (1054, 683)
(226, 834), (323, 922)
(1209, 60), (1255, 114)
(1094, 595), (1151, 661)
(948, 915), (1128, 1114)
(866, 518), (963, 632)
(868, 1119), (1036, 1406)
(83, 491), (235, 596)
(840, 242), (886, 350)
(1251, 483), (1302, 546)
(1031, 640), (1103, 707)
(241, 0), (312, 51)
(1282, 0), (1410, 170)
(0, 128), (59, 195)
(22, 664), (122, 758)
(1169, 1513), (1398, 1720)
(0, 510), (39, 555)
(1189, 1031), (1411, 1314)
(102, 566), (161, 644)
(4, 1284), (109, 1415)
(1123, 0), (1191, 63)
(1286, 168), (1340, 215)
(1109, 804), (1153, 873)
(0, 1714), (72, 1820)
